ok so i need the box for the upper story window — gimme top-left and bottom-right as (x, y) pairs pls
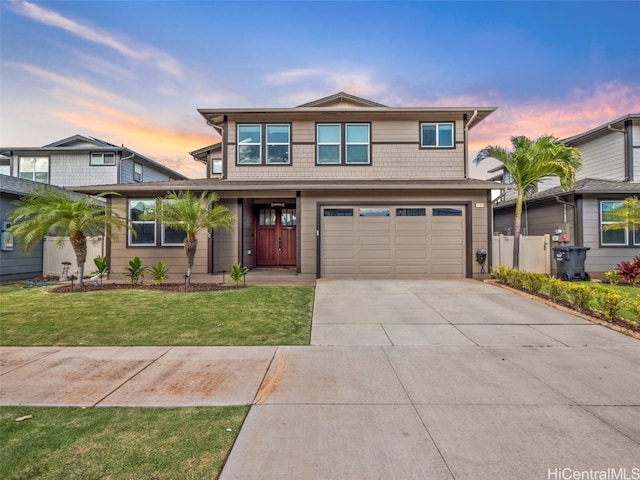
(128, 199), (186, 247)
(0, 157), (10, 176)
(237, 124), (290, 165)
(19, 156), (49, 183)
(600, 200), (639, 246)
(133, 162), (143, 182)
(211, 157), (222, 175)
(420, 122), (454, 148)
(90, 152), (116, 165)
(317, 123), (370, 165)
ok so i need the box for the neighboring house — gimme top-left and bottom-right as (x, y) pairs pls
(0, 175), (85, 281)
(493, 114), (640, 275)
(0, 134), (188, 187)
(74, 92), (498, 280)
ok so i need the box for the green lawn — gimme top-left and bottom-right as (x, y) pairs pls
(0, 406), (247, 480)
(0, 285), (315, 346)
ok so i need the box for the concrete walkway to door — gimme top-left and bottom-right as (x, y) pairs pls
(221, 279), (640, 480)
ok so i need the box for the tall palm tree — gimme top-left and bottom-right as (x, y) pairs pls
(603, 196), (640, 234)
(147, 191), (235, 285)
(9, 187), (127, 286)
(475, 135), (583, 269)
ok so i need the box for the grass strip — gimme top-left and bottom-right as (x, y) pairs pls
(0, 406), (248, 480)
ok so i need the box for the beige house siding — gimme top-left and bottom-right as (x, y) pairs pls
(224, 117), (467, 181)
(108, 196), (209, 281)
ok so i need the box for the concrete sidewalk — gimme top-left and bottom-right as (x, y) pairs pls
(1, 279), (639, 479)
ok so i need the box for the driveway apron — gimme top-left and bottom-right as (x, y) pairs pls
(221, 279), (640, 480)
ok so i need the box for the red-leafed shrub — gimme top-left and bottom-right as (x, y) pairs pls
(615, 255), (640, 287)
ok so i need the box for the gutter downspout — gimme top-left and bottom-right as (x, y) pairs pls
(119, 149), (136, 183)
(207, 121), (226, 180)
(463, 110), (478, 179)
(607, 124), (629, 181)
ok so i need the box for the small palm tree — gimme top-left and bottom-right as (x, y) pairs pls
(8, 187), (127, 287)
(475, 135), (582, 269)
(146, 191), (235, 286)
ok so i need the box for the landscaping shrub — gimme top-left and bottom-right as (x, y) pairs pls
(595, 290), (626, 320)
(605, 270), (620, 285)
(546, 277), (565, 302)
(150, 260), (169, 285)
(522, 272), (545, 294)
(125, 256), (147, 285)
(615, 255), (640, 286)
(565, 283), (593, 312)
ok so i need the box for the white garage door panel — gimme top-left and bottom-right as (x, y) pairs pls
(322, 205), (466, 278)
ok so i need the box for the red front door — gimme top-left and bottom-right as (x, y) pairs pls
(256, 207), (296, 266)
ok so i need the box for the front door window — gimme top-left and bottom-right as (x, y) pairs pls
(256, 207), (296, 266)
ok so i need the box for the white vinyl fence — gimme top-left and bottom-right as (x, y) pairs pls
(492, 234), (551, 274)
(43, 236), (104, 278)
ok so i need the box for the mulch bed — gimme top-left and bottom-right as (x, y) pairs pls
(49, 282), (243, 293)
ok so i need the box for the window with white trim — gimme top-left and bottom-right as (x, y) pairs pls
(133, 162), (143, 182)
(19, 156), (49, 183)
(600, 200), (639, 246)
(316, 123), (370, 165)
(420, 122), (454, 148)
(90, 152), (116, 165)
(0, 157), (10, 175)
(129, 199), (156, 245)
(237, 124), (290, 165)
(211, 158), (222, 174)
(128, 199), (186, 247)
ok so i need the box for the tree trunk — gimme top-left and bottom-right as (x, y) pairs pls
(513, 192), (524, 270)
(70, 231), (87, 286)
(184, 236), (198, 286)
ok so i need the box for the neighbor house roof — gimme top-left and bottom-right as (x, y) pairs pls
(493, 178), (640, 210)
(1, 135), (188, 180)
(562, 113), (640, 145)
(198, 92), (496, 130)
(0, 174), (85, 199)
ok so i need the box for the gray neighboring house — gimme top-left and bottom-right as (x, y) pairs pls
(0, 135), (188, 281)
(493, 114), (640, 275)
(0, 175), (84, 281)
(0, 134), (187, 187)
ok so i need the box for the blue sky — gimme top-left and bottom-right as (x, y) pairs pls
(1, 0), (639, 178)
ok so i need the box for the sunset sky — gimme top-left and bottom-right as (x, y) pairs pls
(1, 0), (639, 179)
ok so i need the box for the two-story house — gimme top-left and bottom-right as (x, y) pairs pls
(493, 113), (640, 276)
(0, 135), (187, 282)
(0, 134), (187, 187)
(74, 93), (498, 280)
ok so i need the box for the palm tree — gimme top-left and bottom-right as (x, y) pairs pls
(8, 187), (127, 286)
(147, 191), (235, 285)
(603, 196), (640, 234)
(475, 135), (583, 269)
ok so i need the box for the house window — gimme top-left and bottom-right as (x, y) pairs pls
(433, 207), (463, 217)
(266, 125), (290, 164)
(420, 122), (454, 148)
(19, 157), (49, 183)
(90, 152), (116, 165)
(316, 123), (370, 165)
(397, 208), (426, 216)
(317, 124), (341, 164)
(128, 199), (186, 247)
(133, 162), (143, 182)
(237, 124), (290, 165)
(211, 158), (222, 174)
(600, 200), (637, 246)
(0, 157), (10, 175)
(129, 200), (156, 246)
(359, 208), (390, 217)
(324, 208), (353, 217)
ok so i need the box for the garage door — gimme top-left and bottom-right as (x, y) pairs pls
(321, 205), (466, 278)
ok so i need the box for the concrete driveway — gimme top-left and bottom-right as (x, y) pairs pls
(222, 279), (640, 480)
(2, 279), (639, 479)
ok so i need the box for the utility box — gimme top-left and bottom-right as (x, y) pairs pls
(553, 246), (590, 281)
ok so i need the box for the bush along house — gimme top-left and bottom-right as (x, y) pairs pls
(74, 93), (498, 281)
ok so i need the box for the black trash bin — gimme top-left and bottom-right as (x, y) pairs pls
(553, 246), (591, 281)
